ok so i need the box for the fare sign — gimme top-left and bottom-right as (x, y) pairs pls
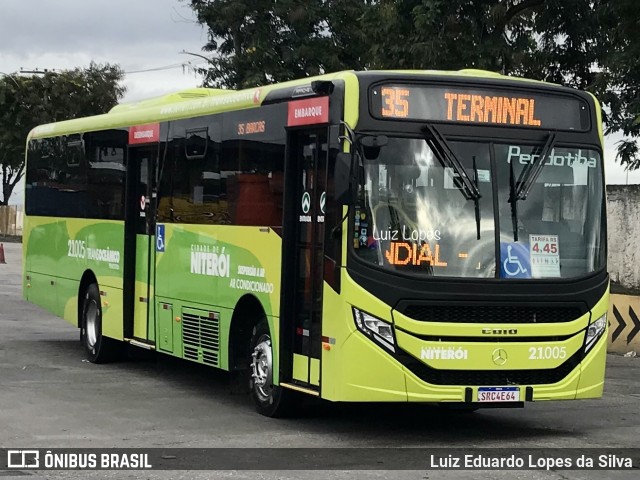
(529, 234), (560, 278)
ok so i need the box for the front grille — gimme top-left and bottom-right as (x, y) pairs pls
(400, 304), (584, 324)
(182, 310), (220, 367)
(397, 349), (582, 386)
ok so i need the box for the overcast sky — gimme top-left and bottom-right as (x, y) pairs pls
(1, 0), (638, 204)
(1, 0), (207, 104)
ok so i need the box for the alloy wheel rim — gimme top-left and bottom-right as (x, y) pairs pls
(85, 300), (99, 349)
(251, 336), (273, 401)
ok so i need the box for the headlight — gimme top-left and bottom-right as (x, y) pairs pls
(353, 307), (395, 352)
(584, 314), (607, 352)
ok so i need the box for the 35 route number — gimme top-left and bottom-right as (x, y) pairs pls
(381, 87), (410, 118)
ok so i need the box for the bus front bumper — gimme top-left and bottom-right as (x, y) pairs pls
(332, 325), (607, 404)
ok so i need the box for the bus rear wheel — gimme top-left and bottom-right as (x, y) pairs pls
(249, 320), (295, 417)
(80, 283), (121, 363)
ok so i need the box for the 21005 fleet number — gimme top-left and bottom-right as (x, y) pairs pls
(528, 346), (567, 360)
(68, 239), (86, 258)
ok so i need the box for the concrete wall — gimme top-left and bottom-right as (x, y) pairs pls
(606, 185), (640, 354)
(607, 185), (640, 293)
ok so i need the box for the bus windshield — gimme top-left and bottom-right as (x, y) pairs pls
(352, 136), (605, 279)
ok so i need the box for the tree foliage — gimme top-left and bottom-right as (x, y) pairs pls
(594, 0), (640, 170)
(187, 0), (640, 169)
(187, 0), (371, 88)
(0, 62), (125, 204)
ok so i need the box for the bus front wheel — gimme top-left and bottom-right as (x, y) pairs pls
(249, 320), (295, 417)
(80, 283), (121, 363)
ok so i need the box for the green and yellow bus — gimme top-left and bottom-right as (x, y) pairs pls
(23, 70), (608, 416)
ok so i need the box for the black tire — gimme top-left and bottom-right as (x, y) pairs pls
(249, 320), (296, 417)
(80, 283), (121, 363)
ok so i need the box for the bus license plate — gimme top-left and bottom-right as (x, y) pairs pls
(477, 387), (520, 402)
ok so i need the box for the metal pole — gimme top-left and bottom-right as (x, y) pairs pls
(179, 50), (216, 64)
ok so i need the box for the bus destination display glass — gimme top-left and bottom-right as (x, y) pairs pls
(370, 84), (590, 130)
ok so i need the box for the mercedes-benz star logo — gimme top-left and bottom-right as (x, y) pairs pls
(492, 348), (508, 366)
(301, 192), (311, 214)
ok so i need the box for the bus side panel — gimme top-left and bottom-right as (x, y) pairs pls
(26, 272), (58, 315)
(23, 216), (125, 330)
(154, 224), (282, 379)
(23, 217), (64, 316)
(575, 335), (607, 399)
(100, 285), (124, 341)
(575, 289), (609, 399)
(58, 276), (79, 326)
(320, 272), (408, 402)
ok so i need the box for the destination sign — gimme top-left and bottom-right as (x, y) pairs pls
(370, 84), (590, 130)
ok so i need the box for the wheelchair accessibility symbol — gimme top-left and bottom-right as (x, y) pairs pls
(500, 242), (530, 278)
(156, 224), (165, 252)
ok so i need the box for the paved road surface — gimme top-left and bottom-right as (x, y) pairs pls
(0, 242), (638, 479)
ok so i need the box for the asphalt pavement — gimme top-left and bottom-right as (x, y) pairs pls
(0, 242), (638, 480)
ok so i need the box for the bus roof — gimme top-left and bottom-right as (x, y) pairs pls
(27, 69), (572, 140)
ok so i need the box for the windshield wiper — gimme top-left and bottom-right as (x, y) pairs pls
(508, 131), (557, 242)
(472, 156), (481, 240)
(423, 124), (482, 239)
(424, 124), (481, 201)
(515, 131), (557, 200)
(508, 157), (519, 242)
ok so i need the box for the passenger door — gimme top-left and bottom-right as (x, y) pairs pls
(123, 125), (159, 343)
(280, 128), (329, 391)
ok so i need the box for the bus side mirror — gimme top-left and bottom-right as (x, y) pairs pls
(335, 152), (351, 205)
(359, 135), (388, 160)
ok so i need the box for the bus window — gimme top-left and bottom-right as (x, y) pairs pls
(157, 118), (223, 225)
(85, 129), (127, 220)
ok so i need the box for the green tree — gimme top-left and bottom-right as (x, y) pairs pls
(187, 0), (640, 169)
(0, 62), (125, 205)
(187, 0), (371, 88)
(593, 0), (640, 169)
(361, 0), (639, 168)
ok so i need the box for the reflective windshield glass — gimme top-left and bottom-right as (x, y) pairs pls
(353, 138), (496, 277)
(353, 137), (605, 279)
(495, 144), (605, 279)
